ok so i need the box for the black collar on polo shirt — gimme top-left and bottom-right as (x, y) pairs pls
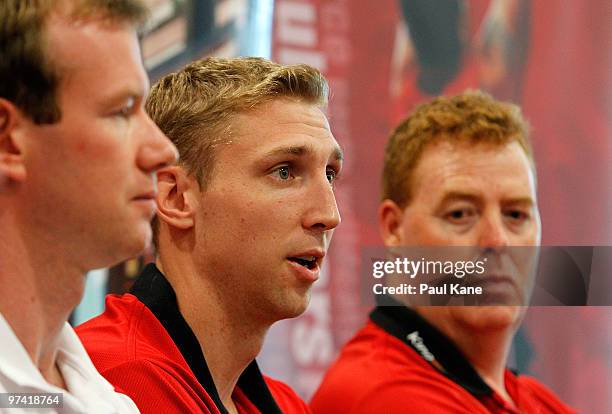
(131, 263), (283, 414)
(370, 295), (493, 397)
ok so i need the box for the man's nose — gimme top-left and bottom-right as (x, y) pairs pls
(477, 212), (509, 249)
(137, 115), (178, 173)
(302, 177), (341, 232)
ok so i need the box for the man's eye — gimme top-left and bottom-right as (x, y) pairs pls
(505, 210), (529, 221)
(115, 97), (136, 118)
(117, 107), (131, 117)
(272, 166), (292, 181)
(445, 208), (476, 224)
(326, 168), (337, 184)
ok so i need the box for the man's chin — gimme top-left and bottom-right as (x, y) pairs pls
(123, 224), (151, 256)
(98, 224), (150, 269)
(451, 305), (525, 332)
(272, 292), (312, 321)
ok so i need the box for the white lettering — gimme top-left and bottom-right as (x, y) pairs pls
(406, 331), (435, 361)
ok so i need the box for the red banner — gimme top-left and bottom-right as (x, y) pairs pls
(265, 1), (612, 411)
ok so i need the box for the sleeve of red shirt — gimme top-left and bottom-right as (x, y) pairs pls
(102, 359), (218, 414)
(265, 377), (312, 414)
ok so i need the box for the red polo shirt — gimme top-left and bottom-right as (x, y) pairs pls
(77, 264), (310, 414)
(310, 304), (576, 414)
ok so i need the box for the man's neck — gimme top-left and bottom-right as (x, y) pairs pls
(0, 213), (83, 389)
(449, 328), (514, 403)
(157, 258), (269, 409)
(416, 306), (517, 405)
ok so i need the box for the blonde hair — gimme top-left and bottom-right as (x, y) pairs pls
(382, 90), (532, 207)
(146, 56), (329, 247)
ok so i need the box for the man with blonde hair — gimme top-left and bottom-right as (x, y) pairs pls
(78, 57), (343, 414)
(0, 0), (177, 412)
(311, 90), (575, 413)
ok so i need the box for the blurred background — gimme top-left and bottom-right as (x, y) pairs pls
(71, 0), (612, 412)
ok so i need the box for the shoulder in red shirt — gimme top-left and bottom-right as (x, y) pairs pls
(77, 264), (310, 414)
(310, 305), (576, 414)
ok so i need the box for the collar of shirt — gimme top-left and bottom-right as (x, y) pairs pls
(370, 298), (531, 412)
(130, 263), (283, 414)
(370, 296), (518, 413)
(369, 299), (493, 396)
(0, 313), (138, 413)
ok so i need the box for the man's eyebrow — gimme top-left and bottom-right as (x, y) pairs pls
(438, 191), (481, 205)
(263, 144), (344, 161)
(502, 197), (536, 206)
(333, 146), (344, 162)
(438, 191), (535, 206)
(101, 81), (146, 102)
(103, 89), (144, 106)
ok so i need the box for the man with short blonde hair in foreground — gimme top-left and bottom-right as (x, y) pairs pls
(78, 57), (343, 414)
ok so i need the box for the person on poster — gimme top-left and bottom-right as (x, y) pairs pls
(0, 0), (178, 412)
(77, 57), (343, 414)
(310, 90), (576, 413)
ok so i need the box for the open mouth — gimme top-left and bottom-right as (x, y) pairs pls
(288, 256), (318, 270)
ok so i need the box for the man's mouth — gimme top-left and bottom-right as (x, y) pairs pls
(288, 256), (318, 270)
(133, 190), (156, 201)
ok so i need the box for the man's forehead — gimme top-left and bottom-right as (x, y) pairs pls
(44, 15), (148, 96)
(226, 100), (339, 153)
(232, 99), (330, 129)
(411, 140), (537, 202)
(416, 139), (532, 175)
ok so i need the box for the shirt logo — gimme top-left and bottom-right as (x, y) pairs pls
(406, 331), (435, 361)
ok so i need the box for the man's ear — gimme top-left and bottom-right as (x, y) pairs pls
(156, 165), (197, 230)
(0, 98), (27, 185)
(378, 199), (406, 246)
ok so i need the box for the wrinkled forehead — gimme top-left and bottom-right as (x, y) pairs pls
(411, 140), (538, 204)
(424, 133), (535, 169)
